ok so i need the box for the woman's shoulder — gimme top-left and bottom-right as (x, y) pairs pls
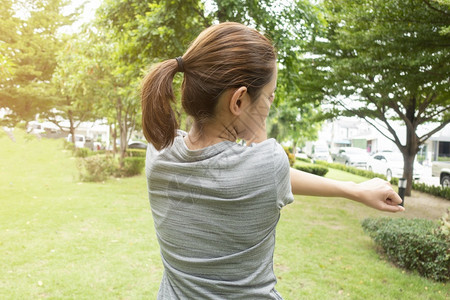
(246, 138), (286, 159)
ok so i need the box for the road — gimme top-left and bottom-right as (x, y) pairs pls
(418, 166), (441, 187)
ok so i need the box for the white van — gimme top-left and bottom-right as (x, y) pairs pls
(66, 134), (86, 148)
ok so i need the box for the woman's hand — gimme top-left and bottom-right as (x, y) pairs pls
(354, 178), (405, 212)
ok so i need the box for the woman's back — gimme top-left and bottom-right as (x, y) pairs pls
(146, 133), (293, 298)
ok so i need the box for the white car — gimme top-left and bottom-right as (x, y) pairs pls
(332, 147), (369, 168)
(367, 151), (422, 181)
(312, 145), (333, 163)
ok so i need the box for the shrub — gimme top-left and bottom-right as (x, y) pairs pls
(283, 147), (296, 166)
(412, 182), (450, 200)
(62, 139), (75, 151)
(296, 157), (311, 163)
(315, 160), (389, 180)
(362, 217), (450, 282)
(127, 149), (146, 157)
(116, 157), (145, 177)
(77, 155), (117, 182)
(294, 164), (329, 177)
(74, 147), (92, 158)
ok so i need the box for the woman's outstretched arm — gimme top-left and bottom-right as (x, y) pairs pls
(290, 168), (405, 213)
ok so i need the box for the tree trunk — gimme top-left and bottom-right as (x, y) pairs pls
(68, 109), (75, 145)
(402, 104), (420, 197)
(116, 97), (125, 169)
(112, 123), (117, 157)
(292, 140), (297, 157)
(402, 153), (416, 197)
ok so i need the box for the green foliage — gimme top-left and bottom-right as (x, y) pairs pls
(126, 149), (146, 158)
(362, 217), (450, 282)
(296, 157), (311, 163)
(116, 157), (145, 177)
(46, 33), (100, 133)
(412, 182), (450, 200)
(293, 163), (329, 177)
(315, 160), (389, 181)
(0, 0), (75, 126)
(283, 146), (296, 166)
(308, 0), (450, 194)
(437, 208), (450, 236)
(77, 155), (117, 182)
(96, 0), (325, 147)
(74, 147), (93, 158)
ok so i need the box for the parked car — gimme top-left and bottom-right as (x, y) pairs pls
(431, 161), (450, 187)
(128, 141), (147, 149)
(367, 151), (423, 181)
(311, 144), (332, 163)
(332, 147), (369, 168)
(67, 134), (87, 149)
(66, 134), (102, 151)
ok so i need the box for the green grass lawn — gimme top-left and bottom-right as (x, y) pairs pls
(1, 130), (448, 299)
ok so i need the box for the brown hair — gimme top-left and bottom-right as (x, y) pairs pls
(141, 22), (276, 150)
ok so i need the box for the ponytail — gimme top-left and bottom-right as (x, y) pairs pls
(141, 23), (276, 151)
(141, 59), (179, 151)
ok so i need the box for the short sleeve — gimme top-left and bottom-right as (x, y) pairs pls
(145, 142), (161, 177)
(273, 142), (294, 209)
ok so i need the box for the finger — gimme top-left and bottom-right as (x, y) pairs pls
(387, 190), (403, 205)
(381, 203), (405, 213)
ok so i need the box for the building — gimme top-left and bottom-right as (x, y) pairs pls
(318, 117), (450, 163)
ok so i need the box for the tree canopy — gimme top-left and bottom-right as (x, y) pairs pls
(307, 0), (450, 194)
(0, 0), (74, 125)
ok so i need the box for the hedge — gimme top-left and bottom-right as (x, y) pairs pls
(77, 155), (145, 182)
(74, 147), (92, 158)
(362, 217), (450, 282)
(126, 148), (146, 157)
(293, 164), (329, 177)
(117, 157), (145, 177)
(412, 182), (450, 200)
(314, 160), (388, 181)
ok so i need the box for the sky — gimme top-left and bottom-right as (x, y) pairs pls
(60, 0), (103, 34)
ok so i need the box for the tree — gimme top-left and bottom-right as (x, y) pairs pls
(94, 0), (209, 165)
(0, 0), (74, 126)
(46, 34), (99, 144)
(308, 0), (450, 195)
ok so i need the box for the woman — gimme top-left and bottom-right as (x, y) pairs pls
(141, 22), (404, 299)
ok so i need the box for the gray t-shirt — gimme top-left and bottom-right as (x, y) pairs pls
(146, 131), (294, 299)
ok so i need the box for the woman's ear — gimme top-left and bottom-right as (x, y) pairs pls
(229, 86), (248, 116)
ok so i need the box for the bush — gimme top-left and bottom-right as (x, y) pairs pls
(315, 160), (389, 180)
(412, 182), (450, 200)
(126, 149), (146, 157)
(62, 139), (75, 151)
(77, 155), (117, 182)
(283, 147), (296, 166)
(362, 217), (450, 282)
(74, 147), (92, 158)
(294, 164), (329, 177)
(116, 157), (145, 177)
(296, 157), (311, 163)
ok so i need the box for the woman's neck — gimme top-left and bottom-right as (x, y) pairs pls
(184, 121), (237, 150)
